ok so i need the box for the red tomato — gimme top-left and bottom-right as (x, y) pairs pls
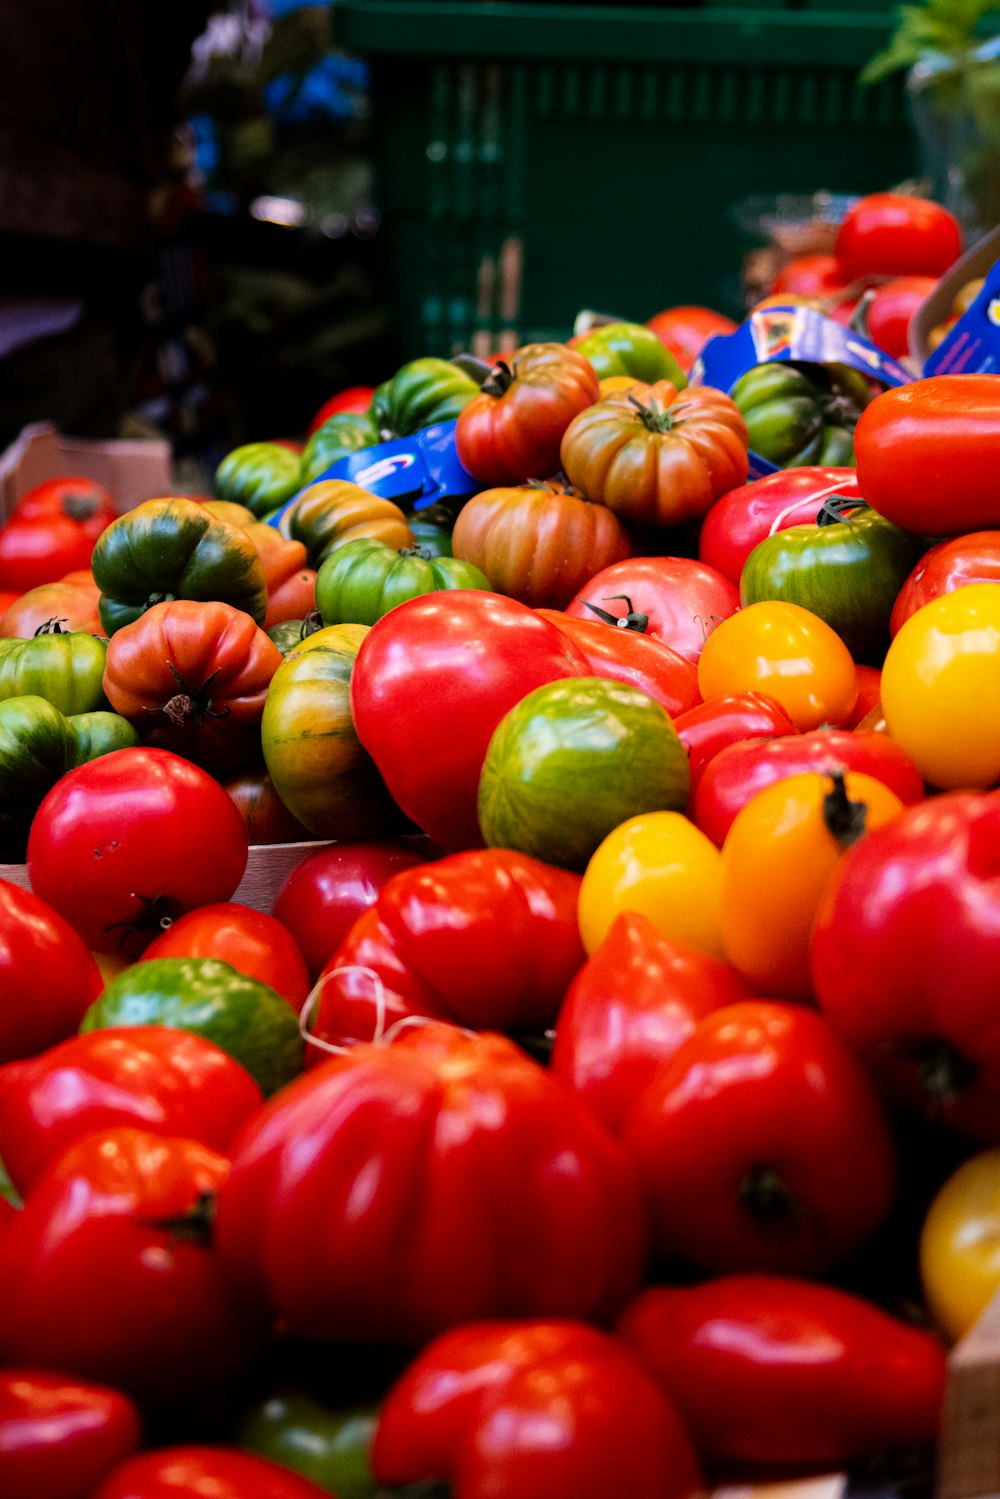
(0, 1026), (263, 1195)
(0, 590), (19, 617)
(564, 556), (739, 664)
(645, 306), (737, 374)
(890, 532), (1000, 635)
(306, 385), (376, 436)
(0, 478), (118, 592)
(622, 1001), (897, 1275)
(856, 376), (1000, 536)
(0, 1370), (141, 1499)
(862, 275), (938, 358)
(836, 193), (962, 279)
(0, 1128), (261, 1403)
(27, 748), (249, 957)
(673, 692), (797, 799)
(550, 911), (754, 1133)
(699, 466), (861, 585)
(271, 837), (438, 978)
(222, 767), (314, 846)
(0, 577), (102, 638)
(456, 343), (600, 486)
(140, 902), (311, 1008)
(0, 880), (103, 1064)
(847, 662), (883, 725)
(349, 592), (590, 850)
(693, 728), (924, 846)
(536, 608), (701, 718)
(772, 253), (852, 300)
(92, 1447), (331, 1498)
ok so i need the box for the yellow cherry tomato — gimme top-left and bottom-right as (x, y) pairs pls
(882, 583), (1000, 789)
(697, 600), (858, 731)
(920, 1147), (1000, 1343)
(719, 770), (903, 1000)
(578, 810), (724, 959)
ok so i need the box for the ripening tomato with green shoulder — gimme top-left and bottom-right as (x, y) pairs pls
(697, 600), (858, 730)
(719, 769), (904, 1000)
(573, 321), (688, 387)
(882, 583), (1000, 789)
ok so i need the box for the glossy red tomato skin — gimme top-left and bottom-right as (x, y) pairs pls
(0, 880), (104, 1063)
(622, 1001), (897, 1275)
(0, 1370), (142, 1499)
(863, 275), (938, 358)
(271, 837), (438, 978)
(0, 1026), (263, 1195)
(847, 662), (883, 726)
(693, 728), (925, 846)
(349, 591), (590, 850)
(0, 478), (118, 592)
(618, 1275), (947, 1467)
(141, 902), (311, 1008)
(455, 344), (600, 486)
(306, 385), (376, 435)
(92, 1447), (332, 1498)
(564, 556), (739, 664)
(856, 376), (1000, 536)
(890, 532), (1000, 636)
(373, 1320), (704, 1499)
(699, 467), (861, 585)
(646, 306), (737, 374)
(550, 911), (754, 1134)
(673, 692), (797, 799)
(0, 1128), (262, 1404)
(27, 747), (249, 957)
(536, 608), (701, 718)
(836, 193), (962, 279)
(771, 253), (852, 300)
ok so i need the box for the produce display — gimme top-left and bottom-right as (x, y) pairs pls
(4, 187), (1000, 1498)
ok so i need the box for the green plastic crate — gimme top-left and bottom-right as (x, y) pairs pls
(333, 0), (915, 357)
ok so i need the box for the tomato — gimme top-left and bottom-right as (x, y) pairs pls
(862, 274), (938, 358)
(693, 727), (924, 846)
(574, 321), (688, 387)
(0, 1128), (261, 1404)
(564, 555), (740, 664)
(882, 583), (1000, 788)
(699, 465), (861, 585)
(456, 344), (600, 486)
(619, 1276), (947, 1466)
(835, 192), (962, 279)
(0, 629), (107, 716)
(536, 608), (700, 718)
(271, 837), (437, 979)
(288, 480), (413, 567)
(307, 384), (376, 435)
(233, 1390), (378, 1498)
(673, 692), (797, 799)
(622, 1001), (897, 1274)
(551, 911), (753, 1134)
(349, 592), (590, 850)
(0, 1370), (141, 1499)
(891, 531), (1000, 636)
(373, 1320), (702, 1499)
(27, 747), (249, 958)
(578, 810), (724, 959)
(646, 305), (737, 374)
(848, 661), (883, 725)
(0, 1026), (263, 1196)
(0, 577), (102, 638)
(298, 416), (381, 490)
(729, 362), (863, 469)
(215, 442), (303, 519)
(0, 477), (118, 592)
(0, 879), (103, 1064)
(920, 1148), (1000, 1343)
(92, 1448), (332, 1498)
(315, 537), (490, 626)
(215, 1023), (648, 1345)
(370, 357), (479, 438)
(697, 600), (858, 731)
(771, 253), (853, 300)
(719, 770), (904, 999)
(856, 376), (1000, 535)
(222, 767), (314, 845)
(140, 903), (310, 1008)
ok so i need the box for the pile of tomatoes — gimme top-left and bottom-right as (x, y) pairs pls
(3, 191), (1000, 1499)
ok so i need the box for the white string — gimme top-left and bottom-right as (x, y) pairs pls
(379, 1013), (479, 1048)
(298, 965), (389, 1057)
(766, 479), (851, 537)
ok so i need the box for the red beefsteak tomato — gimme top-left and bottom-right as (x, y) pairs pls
(455, 343), (599, 486)
(564, 556), (740, 664)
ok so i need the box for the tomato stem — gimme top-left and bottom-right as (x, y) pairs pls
(738, 1165), (806, 1224)
(823, 770), (868, 848)
(628, 393), (675, 433)
(481, 360), (515, 398)
(916, 1042), (978, 1106)
(138, 1189), (216, 1247)
(581, 595), (650, 633)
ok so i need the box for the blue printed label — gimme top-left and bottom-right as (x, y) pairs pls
(926, 260), (1000, 375)
(691, 305), (913, 394)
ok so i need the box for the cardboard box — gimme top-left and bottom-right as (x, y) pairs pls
(0, 421), (173, 524)
(909, 224), (1000, 372)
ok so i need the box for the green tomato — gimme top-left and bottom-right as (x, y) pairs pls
(574, 321), (688, 388)
(315, 538), (490, 627)
(66, 711), (141, 767)
(740, 503), (926, 665)
(730, 362), (863, 469)
(478, 676), (690, 871)
(0, 631), (107, 716)
(92, 498), (268, 635)
(299, 413), (380, 488)
(215, 442), (303, 518)
(369, 358), (479, 439)
(406, 505), (455, 558)
(234, 1389), (379, 1498)
(0, 695), (75, 860)
(80, 956), (303, 1097)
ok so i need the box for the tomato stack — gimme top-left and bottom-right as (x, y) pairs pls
(4, 189), (1000, 1499)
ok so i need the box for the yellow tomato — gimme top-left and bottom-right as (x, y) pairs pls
(882, 583), (1000, 789)
(920, 1147), (1000, 1343)
(578, 810), (724, 959)
(598, 375), (645, 398)
(719, 770), (903, 999)
(697, 601), (857, 731)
